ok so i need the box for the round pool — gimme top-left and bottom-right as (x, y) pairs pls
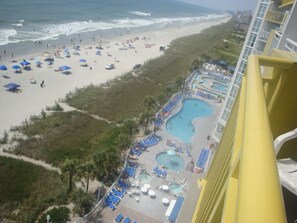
(138, 170), (152, 183)
(155, 152), (185, 171)
(169, 183), (183, 194)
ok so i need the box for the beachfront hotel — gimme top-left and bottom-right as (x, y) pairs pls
(191, 0), (297, 222)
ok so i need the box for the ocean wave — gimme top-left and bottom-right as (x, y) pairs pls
(19, 19), (24, 23)
(0, 28), (18, 46)
(0, 13), (229, 46)
(12, 23), (23, 27)
(129, 10), (151, 17)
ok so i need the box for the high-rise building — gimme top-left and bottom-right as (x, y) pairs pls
(190, 1), (297, 222)
(214, 0), (297, 142)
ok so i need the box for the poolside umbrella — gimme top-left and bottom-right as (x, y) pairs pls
(79, 59), (87, 63)
(4, 83), (21, 91)
(0, 65), (7, 70)
(20, 61), (31, 66)
(167, 149), (176, 156)
(59, 65), (71, 71)
(12, 65), (21, 70)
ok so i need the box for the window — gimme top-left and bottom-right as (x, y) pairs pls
(243, 47), (252, 60)
(252, 18), (262, 33)
(234, 74), (243, 87)
(222, 110), (230, 122)
(226, 98), (234, 111)
(247, 33), (257, 47)
(238, 61), (247, 74)
(257, 4), (267, 18)
(230, 86), (239, 99)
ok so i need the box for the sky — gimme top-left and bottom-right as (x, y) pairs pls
(180, 0), (258, 11)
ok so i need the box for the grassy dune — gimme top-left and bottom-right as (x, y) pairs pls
(0, 157), (67, 222)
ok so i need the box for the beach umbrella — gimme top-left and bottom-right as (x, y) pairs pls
(20, 61), (31, 66)
(4, 83), (21, 91)
(59, 65), (71, 71)
(79, 59), (87, 63)
(35, 60), (42, 65)
(0, 65), (7, 70)
(12, 65), (21, 70)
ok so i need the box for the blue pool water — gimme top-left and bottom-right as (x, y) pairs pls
(169, 183), (183, 194)
(155, 152), (185, 171)
(166, 98), (213, 143)
(138, 171), (152, 183)
(211, 81), (228, 93)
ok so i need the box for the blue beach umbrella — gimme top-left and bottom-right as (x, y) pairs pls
(12, 65), (21, 70)
(0, 65), (7, 70)
(20, 61), (31, 66)
(79, 59), (87, 63)
(4, 83), (21, 91)
(59, 65), (71, 71)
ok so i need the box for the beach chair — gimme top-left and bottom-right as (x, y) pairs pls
(132, 220), (138, 223)
(161, 169), (167, 178)
(152, 166), (158, 174)
(123, 217), (131, 223)
(156, 169), (162, 177)
(114, 213), (124, 223)
(112, 188), (124, 198)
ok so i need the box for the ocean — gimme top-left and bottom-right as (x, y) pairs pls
(0, 0), (225, 57)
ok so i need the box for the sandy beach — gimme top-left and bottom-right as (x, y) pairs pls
(0, 16), (230, 135)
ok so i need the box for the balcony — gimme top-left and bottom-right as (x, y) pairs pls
(279, 0), (294, 8)
(284, 38), (297, 52)
(192, 51), (297, 223)
(265, 10), (287, 25)
(258, 30), (270, 42)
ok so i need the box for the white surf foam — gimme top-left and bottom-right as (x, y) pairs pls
(0, 28), (18, 46)
(129, 10), (151, 17)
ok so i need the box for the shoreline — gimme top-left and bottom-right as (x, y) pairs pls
(0, 16), (231, 135)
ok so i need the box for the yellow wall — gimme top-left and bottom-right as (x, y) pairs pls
(192, 51), (297, 223)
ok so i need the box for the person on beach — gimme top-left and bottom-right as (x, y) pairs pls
(40, 80), (45, 88)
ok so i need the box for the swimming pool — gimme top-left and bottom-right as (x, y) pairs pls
(138, 170), (152, 183)
(155, 152), (185, 171)
(169, 183), (183, 194)
(211, 81), (228, 93)
(166, 98), (213, 143)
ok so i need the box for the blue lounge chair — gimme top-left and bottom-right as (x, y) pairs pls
(113, 188), (124, 197)
(123, 217), (131, 223)
(161, 169), (167, 178)
(107, 202), (116, 210)
(114, 213), (123, 223)
(132, 220), (138, 223)
(152, 166), (158, 174)
(156, 169), (162, 177)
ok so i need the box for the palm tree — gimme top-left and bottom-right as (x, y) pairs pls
(139, 110), (155, 134)
(175, 76), (185, 91)
(143, 96), (157, 112)
(71, 188), (94, 216)
(79, 160), (96, 193)
(62, 158), (79, 193)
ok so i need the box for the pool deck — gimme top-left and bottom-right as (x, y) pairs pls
(85, 93), (222, 223)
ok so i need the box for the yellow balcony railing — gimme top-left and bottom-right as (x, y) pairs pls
(191, 51), (297, 223)
(279, 0), (294, 8)
(265, 10), (287, 24)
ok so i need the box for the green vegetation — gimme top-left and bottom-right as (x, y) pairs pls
(38, 207), (70, 223)
(65, 19), (241, 121)
(3, 18), (243, 222)
(0, 157), (67, 222)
